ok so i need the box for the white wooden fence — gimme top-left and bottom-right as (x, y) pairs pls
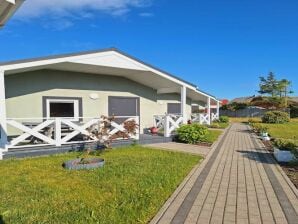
(153, 114), (184, 137)
(1, 116), (139, 150)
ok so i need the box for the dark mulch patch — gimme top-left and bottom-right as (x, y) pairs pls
(280, 164), (298, 189)
(262, 139), (298, 189)
(262, 140), (274, 152)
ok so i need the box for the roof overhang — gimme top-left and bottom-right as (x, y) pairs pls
(0, 0), (24, 27)
(0, 49), (219, 103)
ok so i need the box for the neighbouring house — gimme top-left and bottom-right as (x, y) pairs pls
(0, 0), (24, 27)
(0, 48), (220, 159)
(220, 99), (229, 106)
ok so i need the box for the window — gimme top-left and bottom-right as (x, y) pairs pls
(167, 103), (181, 114)
(43, 97), (82, 121)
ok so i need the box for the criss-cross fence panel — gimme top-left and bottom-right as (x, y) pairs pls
(4, 116), (139, 149)
(108, 117), (139, 139)
(199, 113), (210, 125)
(6, 119), (56, 147)
(211, 113), (219, 121)
(191, 113), (211, 125)
(60, 119), (100, 144)
(153, 115), (166, 130)
(191, 113), (201, 123)
(164, 114), (184, 137)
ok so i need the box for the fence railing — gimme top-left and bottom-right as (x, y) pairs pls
(2, 116), (139, 149)
(191, 113), (210, 125)
(153, 114), (184, 137)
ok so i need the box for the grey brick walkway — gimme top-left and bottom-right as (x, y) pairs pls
(150, 123), (298, 224)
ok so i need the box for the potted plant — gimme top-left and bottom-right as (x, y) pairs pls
(273, 139), (297, 162)
(150, 126), (159, 135)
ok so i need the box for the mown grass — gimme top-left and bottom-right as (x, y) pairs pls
(205, 130), (223, 143)
(229, 117), (261, 123)
(0, 146), (201, 224)
(262, 121), (298, 141)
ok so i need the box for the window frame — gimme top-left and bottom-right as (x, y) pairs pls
(42, 96), (83, 121)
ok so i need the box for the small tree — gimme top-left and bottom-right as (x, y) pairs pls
(87, 115), (139, 149)
(258, 72), (278, 97)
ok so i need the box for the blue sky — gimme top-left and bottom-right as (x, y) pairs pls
(1, 0), (298, 99)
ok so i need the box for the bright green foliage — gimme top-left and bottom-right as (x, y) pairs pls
(251, 123), (268, 133)
(0, 147), (201, 224)
(274, 139), (297, 151)
(274, 139), (298, 159)
(262, 111), (290, 124)
(219, 116), (229, 123)
(177, 124), (209, 144)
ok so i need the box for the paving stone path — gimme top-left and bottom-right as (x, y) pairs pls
(150, 123), (298, 224)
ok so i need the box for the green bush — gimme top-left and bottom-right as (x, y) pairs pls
(177, 124), (209, 144)
(219, 116), (229, 123)
(248, 118), (260, 124)
(251, 123), (268, 133)
(274, 139), (297, 151)
(290, 106), (298, 118)
(274, 139), (298, 159)
(262, 111), (290, 124)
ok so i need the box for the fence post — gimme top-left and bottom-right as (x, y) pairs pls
(55, 118), (61, 147)
(164, 115), (171, 137)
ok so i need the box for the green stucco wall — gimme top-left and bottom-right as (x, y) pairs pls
(5, 70), (192, 134)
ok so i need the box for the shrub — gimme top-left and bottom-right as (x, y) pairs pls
(248, 118), (260, 124)
(262, 111), (290, 124)
(274, 139), (298, 158)
(219, 116), (229, 123)
(177, 124), (209, 144)
(290, 106), (298, 118)
(251, 123), (268, 133)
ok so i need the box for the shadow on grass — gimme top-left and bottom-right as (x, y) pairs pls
(0, 215), (5, 224)
(237, 149), (276, 165)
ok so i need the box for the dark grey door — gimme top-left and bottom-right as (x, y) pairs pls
(108, 97), (140, 117)
(167, 103), (181, 114)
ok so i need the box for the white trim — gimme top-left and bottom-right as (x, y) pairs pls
(180, 86), (187, 124)
(6, 0), (16, 4)
(0, 49), (218, 101)
(0, 70), (7, 155)
(0, 50), (196, 92)
(46, 98), (79, 121)
(207, 97), (211, 125)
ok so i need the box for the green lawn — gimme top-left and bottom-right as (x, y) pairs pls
(262, 121), (298, 141)
(205, 130), (223, 143)
(0, 147), (201, 224)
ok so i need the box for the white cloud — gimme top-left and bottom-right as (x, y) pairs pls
(17, 0), (151, 18)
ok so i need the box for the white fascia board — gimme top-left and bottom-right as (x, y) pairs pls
(6, 0), (16, 4)
(0, 50), (197, 90)
(195, 89), (218, 102)
(0, 52), (114, 71)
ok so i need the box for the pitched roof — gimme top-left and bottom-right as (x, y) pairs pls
(0, 47), (217, 99)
